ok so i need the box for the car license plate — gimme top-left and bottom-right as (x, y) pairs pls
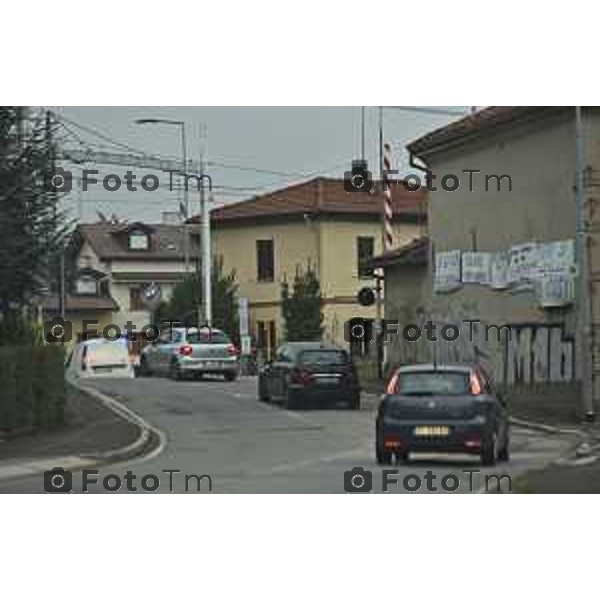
(315, 376), (338, 385)
(197, 361), (222, 368)
(414, 426), (450, 437)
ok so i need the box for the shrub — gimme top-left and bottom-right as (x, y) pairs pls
(0, 345), (65, 434)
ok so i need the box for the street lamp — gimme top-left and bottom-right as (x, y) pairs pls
(134, 118), (190, 273)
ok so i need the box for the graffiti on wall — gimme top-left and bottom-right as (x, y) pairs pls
(504, 324), (574, 385)
(389, 310), (575, 387)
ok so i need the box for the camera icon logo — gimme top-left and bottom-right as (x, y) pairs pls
(343, 318), (374, 344)
(44, 167), (72, 193)
(344, 466), (373, 493)
(44, 317), (73, 343)
(44, 467), (73, 493)
(344, 159), (373, 194)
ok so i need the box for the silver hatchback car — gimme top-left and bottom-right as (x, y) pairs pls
(139, 327), (239, 381)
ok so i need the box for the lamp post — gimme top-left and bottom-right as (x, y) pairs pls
(134, 118), (189, 273)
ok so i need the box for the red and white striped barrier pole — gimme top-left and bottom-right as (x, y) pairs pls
(382, 142), (394, 252)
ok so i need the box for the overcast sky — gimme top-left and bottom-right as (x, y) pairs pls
(52, 107), (468, 223)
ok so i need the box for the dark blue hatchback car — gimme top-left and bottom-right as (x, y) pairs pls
(376, 364), (510, 466)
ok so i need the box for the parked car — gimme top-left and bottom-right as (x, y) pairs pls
(66, 337), (136, 379)
(376, 364), (510, 466)
(139, 327), (239, 381)
(258, 342), (361, 410)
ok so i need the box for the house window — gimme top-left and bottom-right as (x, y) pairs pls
(256, 239), (274, 282)
(129, 287), (143, 311)
(76, 277), (97, 295)
(129, 231), (149, 250)
(357, 236), (375, 278)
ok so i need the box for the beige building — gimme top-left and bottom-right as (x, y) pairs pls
(42, 220), (196, 345)
(209, 177), (426, 358)
(372, 107), (600, 416)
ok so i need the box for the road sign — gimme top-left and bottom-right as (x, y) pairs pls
(357, 286), (375, 306)
(238, 297), (249, 336)
(141, 282), (162, 310)
(240, 335), (252, 356)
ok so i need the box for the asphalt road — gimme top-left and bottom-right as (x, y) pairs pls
(0, 376), (573, 493)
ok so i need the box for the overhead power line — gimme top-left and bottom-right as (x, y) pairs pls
(383, 106), (469, 117)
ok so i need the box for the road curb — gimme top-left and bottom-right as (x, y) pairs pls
(67, 378), (155, 462)
(0, 380), (163, 482)
(508, 417), (583, 436)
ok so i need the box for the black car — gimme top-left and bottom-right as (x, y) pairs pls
(258, 342), (361, 410)
(376, 364), (510, 466)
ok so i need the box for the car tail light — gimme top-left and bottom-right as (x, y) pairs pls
(386, 371), (400, 394)
(226, 344), (237, 356)
(464, 436), (481, 449)
(291, 368), (312, 385)
(179, 345), (193, 356)
(383, 433), (403, 449)
(470, 371), (482, 395)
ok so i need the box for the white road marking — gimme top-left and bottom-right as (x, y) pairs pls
(0, 456), (96, 481)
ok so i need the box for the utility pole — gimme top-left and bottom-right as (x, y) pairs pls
(202, 153), (212, 326)
(134, 118), (189, 272)
(181, 123), (190, 274)
(575, 106), (594, 421)
(197, 151), (212, 328)
(46, 110), (66, 322)
(361, 106), (366, 161)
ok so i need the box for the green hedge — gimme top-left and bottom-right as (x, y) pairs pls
(0, 345), (66, 433)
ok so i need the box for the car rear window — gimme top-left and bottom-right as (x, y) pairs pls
(186, 330), (231, 344)
(398, 371), (470, 396)
(299, 350), (348, 366)
(86, 343), (129, 364)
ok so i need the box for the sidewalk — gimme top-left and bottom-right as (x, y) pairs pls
(513, 453), (600, 493)
(0, 384), (141, 465)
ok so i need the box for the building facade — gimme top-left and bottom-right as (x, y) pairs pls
(209, 177), (426, 358)
(42, 220), (196, 345)
(373, 107), (600, 417)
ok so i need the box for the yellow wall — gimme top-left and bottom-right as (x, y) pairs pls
(213, 220), (319, 305)
(213, 217), (422, 348)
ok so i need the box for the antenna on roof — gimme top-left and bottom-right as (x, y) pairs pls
(96, 211), (108, 223)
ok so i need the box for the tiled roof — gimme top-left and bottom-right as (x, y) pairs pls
(407, 106), (567, 156)
(368, 236), (429, 269)
(196, 177), (426, 223)
(78, 223), (198, 260)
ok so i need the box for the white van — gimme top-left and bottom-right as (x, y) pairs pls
(66, 337), (135, 379)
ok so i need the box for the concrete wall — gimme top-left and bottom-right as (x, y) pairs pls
(383, 109), (600, 416)
(425, 110), (577, 326)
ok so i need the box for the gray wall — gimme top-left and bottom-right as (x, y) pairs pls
(383, 109), (600, 416)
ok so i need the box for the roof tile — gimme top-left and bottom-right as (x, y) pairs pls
(203, 177), (426, 223)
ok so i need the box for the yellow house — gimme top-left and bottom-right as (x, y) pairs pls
(209, 177), (427, 358)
